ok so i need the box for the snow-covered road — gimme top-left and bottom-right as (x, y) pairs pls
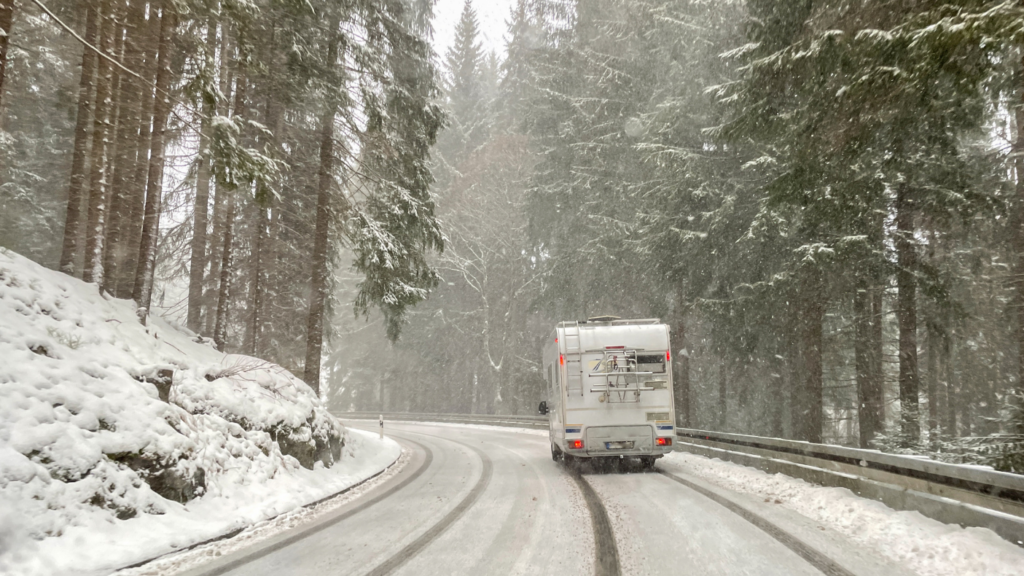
(157, 421), (977, 576)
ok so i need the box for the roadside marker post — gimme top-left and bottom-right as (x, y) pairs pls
(379, 414), (384, 440)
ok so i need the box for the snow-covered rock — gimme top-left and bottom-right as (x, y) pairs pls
(0, 249), (396, 575)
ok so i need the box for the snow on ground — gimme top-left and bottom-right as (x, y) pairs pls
(0, 249), (399, 576)
(114, 429), (403, 576)
(662, 451), (1024, 576)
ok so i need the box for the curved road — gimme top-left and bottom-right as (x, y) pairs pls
(179, 421), (907, 576)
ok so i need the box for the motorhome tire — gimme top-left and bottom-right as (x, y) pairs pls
(551, 443), (563, 461)
(639, 456), (656, 470)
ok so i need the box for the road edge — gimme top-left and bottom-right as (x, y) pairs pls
(115, 433), (406, 574)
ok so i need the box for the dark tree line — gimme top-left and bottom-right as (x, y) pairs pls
(331, 0), (1024, 472)
(0, 0), (445, 394)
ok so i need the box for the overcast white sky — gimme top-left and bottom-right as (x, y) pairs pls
(432, 0), (517, 60)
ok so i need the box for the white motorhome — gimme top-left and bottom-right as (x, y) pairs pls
(540, 317), (675, 467)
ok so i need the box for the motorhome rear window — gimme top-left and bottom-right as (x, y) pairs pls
(636, 354), (666, 373)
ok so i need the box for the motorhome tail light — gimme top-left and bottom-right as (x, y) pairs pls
(560, 354), (564, 366)
(656, 437), (672, 447)
(569, 440), (584, 450)
(666, 350), (671, 362)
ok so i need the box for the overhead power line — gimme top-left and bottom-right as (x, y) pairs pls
(29, 0), (152, 86)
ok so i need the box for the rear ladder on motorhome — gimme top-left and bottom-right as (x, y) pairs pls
(562, 322), (584, 396)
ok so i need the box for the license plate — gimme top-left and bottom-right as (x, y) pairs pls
(605, 441), (634, 450)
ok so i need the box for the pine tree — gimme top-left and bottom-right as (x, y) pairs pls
(60, 3), (99, 276)
(117, 2), (162, 299)
(442, 1), (485, 159)
(82, 0), (116, 285)
(0, 0), (14, 109)
(303, 15), (342, 393)
(351, 0), (445, 344)
(102, 0), (148, 296)
(186, 18), (219, 333)
(133, 3), (177, 320)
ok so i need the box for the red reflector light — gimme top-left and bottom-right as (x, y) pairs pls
(666, 350), (671, 362)
(560, 354), (564, 366)
(570, 440), (584, 449)
(656, 437), (672, 447)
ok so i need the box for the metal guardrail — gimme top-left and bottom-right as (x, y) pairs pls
(337, 412), (1024, 545)
(675, 428), (1024, 547)
(339, 411), (548, 429)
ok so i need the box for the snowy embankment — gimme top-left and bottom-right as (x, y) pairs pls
(0, 249), (400, 576)
(661, 451), (1024, 576)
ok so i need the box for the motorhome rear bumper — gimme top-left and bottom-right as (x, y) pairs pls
(575, 424), (673, 457)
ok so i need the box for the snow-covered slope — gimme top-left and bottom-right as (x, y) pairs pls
(0, 249), (400, 575)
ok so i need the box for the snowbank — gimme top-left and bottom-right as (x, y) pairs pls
(662, 451), (1024, 576)
(0, 249), (399, 575)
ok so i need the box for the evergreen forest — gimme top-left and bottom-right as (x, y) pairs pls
(3, 0), (1024, 471)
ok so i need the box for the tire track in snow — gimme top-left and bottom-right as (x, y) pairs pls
(191, 437), (433, 576)
(658, 469), (854, 576)
(571, 471), (622, 576)
(363, 433), (494, 576)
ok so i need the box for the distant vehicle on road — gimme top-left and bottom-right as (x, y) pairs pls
(539, 317), (676, 468)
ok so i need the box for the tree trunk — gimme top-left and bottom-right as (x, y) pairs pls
(718, 361), (727, 430)
(896, 182), (920, 444)
(1014, 53), (1024, 400)
(855, 284), (872, 447)
(212, 73), (248, 350)
(871, 284), (885, 426)
(132, 5), (176, 321)
(959, 376), (972, 438)
(248, 178), (268, 355)
(304, 105), (336, 394)
(204, 177), (226, 335)
(203, 31), (234, 335)
(262, 191), (281, 355)
(213, 190), (236, 352)
(187, 19), (218, 333)
(927, 322), (939, 445)
(60, 4), (99, 276)
(103, 14), (125, 205)
(303, 27), (342, 395)
(248, 97), (282, 355)
(117, 3), (161, 299)
(673, 287), (690, 428)
(102, 0), (146, 295)
(945, 331), (958, 438)
(0, 0), (14, 109)
(855, 280), (884, 447)
(83, 0), (116, 285)
(769, 352), (785, 438)
(936, 325), (949, 438)
(797, 271), (824, 443)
